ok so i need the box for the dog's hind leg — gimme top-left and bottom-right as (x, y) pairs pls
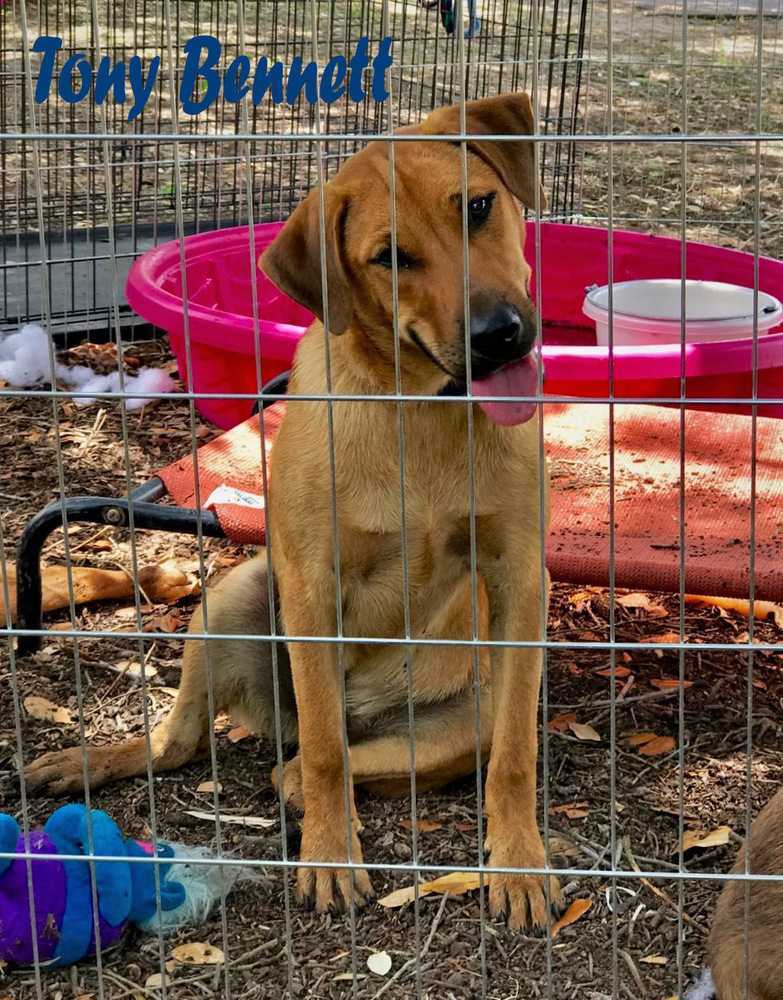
(274, 686), (493, 810)
(24, 554), (295, 796)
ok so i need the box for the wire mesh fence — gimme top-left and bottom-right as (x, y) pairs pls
(1, 0), (782, 998)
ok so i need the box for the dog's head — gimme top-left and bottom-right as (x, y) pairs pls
(260, 92), (544, 424)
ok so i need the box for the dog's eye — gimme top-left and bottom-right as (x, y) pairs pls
(371, 245), (414, 269)
(468, 193), (495, 228)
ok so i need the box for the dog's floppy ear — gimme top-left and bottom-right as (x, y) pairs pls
(259, 186), (353, 334)
(419, 92), (545, 210)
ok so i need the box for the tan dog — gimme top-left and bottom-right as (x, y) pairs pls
(704, 786), (783, 1000)
(26, 92), (562, 931)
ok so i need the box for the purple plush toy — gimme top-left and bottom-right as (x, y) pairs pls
(0, 805), (244, 968)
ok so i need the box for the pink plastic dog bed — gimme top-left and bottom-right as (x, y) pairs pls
(126, 222), (783, 430)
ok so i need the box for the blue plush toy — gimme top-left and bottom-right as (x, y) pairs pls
(0, 805), (244, 967)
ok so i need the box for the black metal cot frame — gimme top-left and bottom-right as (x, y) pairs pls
(14, 371), (290, 655)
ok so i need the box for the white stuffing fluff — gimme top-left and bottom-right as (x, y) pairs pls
(0, 324), (56, 386)
(685, 967), (716, 1000)
(0, 324), (174, 409)
(137, 844), (265, 936)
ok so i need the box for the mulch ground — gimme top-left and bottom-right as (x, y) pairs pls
(1, 339), (782, 1000)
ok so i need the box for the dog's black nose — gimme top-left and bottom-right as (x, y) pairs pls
(469, 302), (533, 376)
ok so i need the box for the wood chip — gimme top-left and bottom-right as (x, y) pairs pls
(400, 818), (442, 833)
(550, 802), (590, 819)
(682, 826), (732, 852)
(196, 780), (222, 794)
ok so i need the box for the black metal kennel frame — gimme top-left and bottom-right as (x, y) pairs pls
(1, 0), (782, 997)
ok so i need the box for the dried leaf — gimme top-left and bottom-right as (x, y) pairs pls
(548, 712), (577, 734)
(184, 809), (275, 829)
(642, 632), (681, 645)
(568, 721), (601, 742)
(422, 870), (482, 895)
(568, 589), (597, 609)
(146, 611), (182, 633)
(378, 870), (481, 909)
(682, 826), (732, 852)
(24, 696), (73, 725)
(333, 973), (367, 982)
(377, 885), (420, 909)
(625, 731), (658, 747)
(400, 818), (442, 833)
(651, 678), (694, 690)
(144, 973), (167, 990)
(685, 594), (783, 627)
(594, 665), (633, 679)
(617, 593), (668, 617)
(551, 898), (592, 939)
(227, 725), (251, 743)
(196, 780), (222, 794)
(640, 954), (668, 965)
(638, 735), (676, 756)
(454, 820), (477, 832)
(549, 835), (579, 859)
(366, 951), (392, 976)
(114, 659), (158, 682)
(171, 941), (225, 965)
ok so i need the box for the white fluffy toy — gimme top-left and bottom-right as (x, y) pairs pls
(0, 324), (175, 410)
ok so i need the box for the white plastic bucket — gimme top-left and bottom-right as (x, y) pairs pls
(582, 279), (783, 346)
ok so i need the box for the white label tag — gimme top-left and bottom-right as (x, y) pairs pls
(204, 485), (266, 510)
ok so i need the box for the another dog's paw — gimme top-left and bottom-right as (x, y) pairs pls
(24, 747), (89, 795)
(296, 820), (374, 914)
(485, 826), (564, 932)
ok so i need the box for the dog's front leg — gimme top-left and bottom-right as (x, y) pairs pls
(482, 553), (563, 931)
(277, 563), (374, 913)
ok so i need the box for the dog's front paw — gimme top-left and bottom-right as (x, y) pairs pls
(297, 818), (374, 914)
(485, 824), (563, 932)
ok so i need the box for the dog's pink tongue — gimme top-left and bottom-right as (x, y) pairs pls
(471, 354), (539, 426)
